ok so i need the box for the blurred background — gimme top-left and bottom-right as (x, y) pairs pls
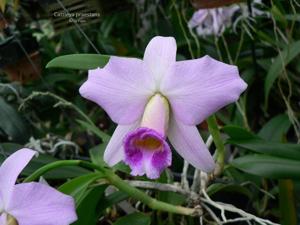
(0, 0), (299, 224)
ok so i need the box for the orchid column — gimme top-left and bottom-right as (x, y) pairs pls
(80, 36), (247, 179)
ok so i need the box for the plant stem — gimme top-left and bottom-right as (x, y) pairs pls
(214, 37), (223, 61)
(104, 169), (201, 216)
(247, 0), (258, 75)
(279, 179), (297, 225)
(234, 29), (245, 64)
(206, 115), (225, 176)
(24, 160), (201, 216)
(172, 0), (195, 59)
(221, 35), (233, 64)
(23, 160), (100, 182)
(179, 1), (201, 57)
(19, 91), (110, 142)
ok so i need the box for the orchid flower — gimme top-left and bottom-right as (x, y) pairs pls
(0, 149), (77, 225)
(80, 36), (247, 179)
(189, 0), (269, 37)
(188, 6), (240, 36)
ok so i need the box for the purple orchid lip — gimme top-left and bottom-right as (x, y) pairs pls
(123, 127), (172, 179)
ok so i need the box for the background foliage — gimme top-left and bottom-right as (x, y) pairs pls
(0, 0), (300, 224)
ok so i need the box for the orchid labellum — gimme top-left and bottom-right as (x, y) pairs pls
(80, 36), (247, 179)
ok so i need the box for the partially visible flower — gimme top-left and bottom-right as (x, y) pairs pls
(238, 0), (270, 21)
(189, 0), (269, 37)
(0, 149), (77, 225)
(188, 6), (239, 36)
(80, 36), (247, 179)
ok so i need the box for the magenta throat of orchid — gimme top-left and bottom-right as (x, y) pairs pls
(123, 127), (172, 179)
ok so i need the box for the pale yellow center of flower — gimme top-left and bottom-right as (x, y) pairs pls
(134, 137), (162, 150)
(6, 214), (18, 225)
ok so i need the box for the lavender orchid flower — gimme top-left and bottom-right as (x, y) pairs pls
(80, 36), (247, 179)
(188, 6), (239, 36)
(0, 148), (77, 225)
(189, 0), (269, 37)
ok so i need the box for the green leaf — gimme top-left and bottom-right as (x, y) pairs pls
(58, 173), (103, 205)
(43, 73), (81, 85)
(0, 143), (89, 179)
(72, 185), (107, 225)
(223, 126), (300, 161)
(224, 166), (261, 186)
(114, 212), (151, 225)
(207, 183), (252, 199)
(264, 41), (300, 107)
(76, 119), (110, 142)
(231, 155), (300, 180)
(46, 54), (110, 70)
(98, 191), (129, 212)
(0, 97), (29, 143)
(258, 114), (291, 141)
(113, 162), (131, 174)
(229, 139), (300, 161)
(271, 5), (288, 27)
(256, 31), (277, 47)
(89, 143), (131, 174)
(222, 125), (257, 140)
(89, 144), (107, 166)
(158, 191), (186, 205)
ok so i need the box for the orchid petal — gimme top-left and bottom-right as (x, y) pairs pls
(104, 121), (140, 166)
(0, 149), (35, 209)
(146, 147), (172, 179)
(80, 57), (156, 124)
(188, 10), (208, 29)
(0, 214), (6, 225)
(7, 183), (77, 225)
(143, 36), (177, 84)
(168, 116), (215, 173)
(161, 55), (247, 125)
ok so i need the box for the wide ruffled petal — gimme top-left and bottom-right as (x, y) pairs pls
(143, 36), (177, 84)
(80, 57), (156, 124)
(104, 121), (140, 166)
(7, 183), (77, 225)
(0, 149), (35, 209)
(161, 55), (247, 125)
(168, 116), (215, 173)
